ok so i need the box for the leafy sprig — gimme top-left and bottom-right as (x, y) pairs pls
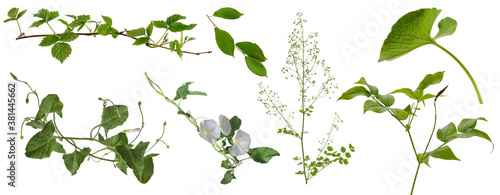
(207, 7), (268, 77)
(12, 73), (168, 184)
(379, 8), (483, 104)
(338, 71), (493, 195)
(5, 8), (211, 63)
(258, 13), (353, 184)
(145, 73), (279, 184)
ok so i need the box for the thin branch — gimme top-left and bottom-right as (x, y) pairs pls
(15, 32), (212, 55)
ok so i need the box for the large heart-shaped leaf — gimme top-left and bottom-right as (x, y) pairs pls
(25, 121), (66, 159)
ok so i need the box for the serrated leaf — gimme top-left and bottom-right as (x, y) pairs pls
(30, 20), (46, 27)
(3, 18), (16, 23)
(214, 28), (235, 56)
(59, 31), (79, 42)
(126, 28), (145, 37)
(169, 22), (196, 32)
(8, 8), (19, 18)
(338, 86), (370, 101)
(51, 42), (72, 63)
(17, 10), (27, 19)
(379, 8), (441, 62)
(25, 121), (66, 159)
(247, 147), (280, 163)
(213, 7), (244, 20)
(39, 35), (59, 47)
(363, 100), (387, 113)
(458, 117), (487, 133)
(47, 11), (59, 22)
(166, 14), (186, 26)
(111, 28), (119, 39)
(102, 15), (112, 25)
(434, 17), (457, 40)
(58, 19), (69, 26)
(146, 22), (153, 37)
(175, 40), (183, 58)
(63, 148), (91, 175)
(153, 20), (167, 29)
(236, 42), (266, 62)
(36, 94), (63, 120)
(390, 88), (417, 100)
(355, 77), (378, 95)
(133, 37), (150, 45)
(437, 122), (457, 142)
(97, 24), (111, 35)
(245, 56), (267, 77)
(429, 146), (460, 161)
(100, 105), (129, 136)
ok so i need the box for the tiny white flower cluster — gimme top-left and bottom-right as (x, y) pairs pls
(199, 115), (251, 156)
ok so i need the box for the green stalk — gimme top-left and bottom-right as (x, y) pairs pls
(433, 43), (483, 104)
(299, 25), (308, 184)
(16, 19), (23, 37)
(46, 22), (57, 35)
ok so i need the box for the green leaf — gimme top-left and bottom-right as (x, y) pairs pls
(102, 15), (112, 25)
(236, 42), (267, 62)
(169, 41), (176, 53)
(354, 77), (378, 95)
(97, 24), (111, 35)
(214, 28), (235, 56)
(99, 132), (129, 147)
(36, 94), (63, 120)
(166, 14), (186, 26)
(247, 147), (280, 163)
(153, 20), (167, 28)
(379, 8), (441, 62)
(229, 116), (241, 137)
(220, 170), (235, 184)
(417, 153), (430, 167)
(375, 94), (395, 107)
(213, 7), (244, 19)
(134, 153), (159, 184)
(63, 148), (91, 175)
(100, 105), (129, 136)
(390, 108), (409, 120)
(51, 42), (72, 63)
(39, 35), (59, 47)
(173, 82), (206, 100)
(390, 88), (417, 100)
(59, 31), (79, 42)
(25, 121), (66, 159)
(175, 40), (183, 58)
(416, 71), (444, 92)
(126, 28), (145, 37)
(448, 129), (494, 147)
(245, 56), (267, 77)
(3, 18), (16, 23)
(458, 117), (487, 133)
(17, 9), (26, 19)
(169, 22), (197, 32)
(8, 8), (19, 18)
(146, 22), (153, 37)
(221, 160), (233, 169)
(111, 28), (119, 39)
(363, 100), (387, 113)
(434, 17), (457, 40)
(421, 94), (436, 101)
(30, 20), (46, 27)
(429, 146), (460, 161)
(337, 86), (370, 101)
(116, 141), (148, 171)
(26, 120), (46, 129)
(33, 9), (59, 23)
(115, 153), (128, 175)
(133, 37), (150, 45)
(437, 122), (457, 142)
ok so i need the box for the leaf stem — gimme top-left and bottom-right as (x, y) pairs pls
(433, 42), (483, 104)
(16, 19), (23, 37)
(410, 162), (421, 195)
(130, 102), (145, 144)
(299, 24), (308, 185)
(145, 122), (167, 153)
(45, 22), (57, 35)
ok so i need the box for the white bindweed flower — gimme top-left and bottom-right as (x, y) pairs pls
(229, 130), (251, 156)
(199, 119), (221, 144)
(219, 115), (231, 136)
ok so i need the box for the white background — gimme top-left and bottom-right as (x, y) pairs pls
(1, 0), (499, 194)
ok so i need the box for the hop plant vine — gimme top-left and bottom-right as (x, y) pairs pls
(258, 13), (354, 184)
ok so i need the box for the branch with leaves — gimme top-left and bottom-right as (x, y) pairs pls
(4, 7), (209, 63)
(338, 71), (493, 195)
(258, 13), (354, 184)
(11, 73), (169, 184)
(379, 8), (483, 104)
(145, 73), (279, 184)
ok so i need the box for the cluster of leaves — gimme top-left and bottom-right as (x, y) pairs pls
(258, 13), (352, 184)
(146, 73), (279, 184)
(208, 7), (268, 77)
(4, 7), (199, 63)
(12, 73), (167, 184)
(338, 71), (493, 194)
(379, 7), (482, 104)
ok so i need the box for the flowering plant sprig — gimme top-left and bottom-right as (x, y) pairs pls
(145, 73), (279, 184)
(11, 73), (168, 184)
(338, 71), (493, 195)
(258, 13), (354, 184)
